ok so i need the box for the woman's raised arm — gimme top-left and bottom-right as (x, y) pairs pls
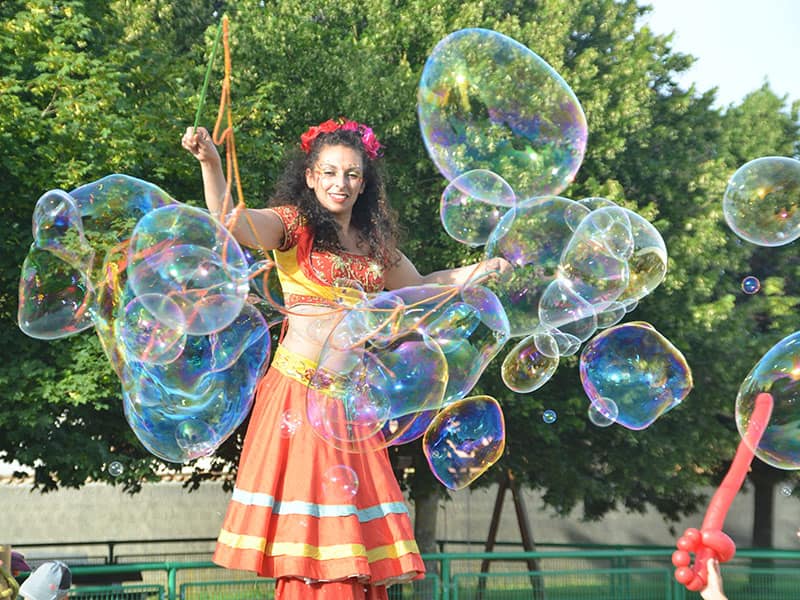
(181, 126), (284, 250)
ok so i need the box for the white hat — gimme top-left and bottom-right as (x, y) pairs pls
(18, 560), (71, 600)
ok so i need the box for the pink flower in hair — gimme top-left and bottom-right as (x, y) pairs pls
(300, 118), (383, 159)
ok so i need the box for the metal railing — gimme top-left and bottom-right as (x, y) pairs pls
(14, 547), (796, 600)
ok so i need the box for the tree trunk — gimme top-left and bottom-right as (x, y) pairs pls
(747, 460), (782, 594)
(750, 460), (778, 548)
(413, 490), (440, 599)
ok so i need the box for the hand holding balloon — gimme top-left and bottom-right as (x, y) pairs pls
(672, 528), (735, 592)
(673, 392), (774, 591)
(701, 559), (728, 600)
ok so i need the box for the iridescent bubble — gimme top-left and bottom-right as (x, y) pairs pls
(107, 461), (124, 477)
(418, 28), (587, 199)
(384, 409), (439, 446)
(501, 334), (559, 392)
(580, 322), (693, 430)
(423, 395), (505, 490)
(18, 248), (95, 339)
(18, 175), (267, 464)
(549, 329), (581, 357)
(208, 303), (272, 372)
(175, 418), (217, 460)
(309, 328), (448, 452)
(595, 302), (627, 330)
(280, 409), (303, 438)
(373, 284), (509, 406)
(127, 204), (249, 335)
(735, 330), (800, 469)
(723, 156), (800, 247)
(538, 278), (598, 342)
(741, 276), (761, 295)
(32, 189), (95, 272)
(559, 206), (632, 310)
(117, 295), (186, 364)
(542, 409), (557, 424)
(440, 169), (516, 246)
(485, 196), (581, 336)
(615, 210), (668, 304)
(322, 465), (359, 500)
(587, 397), (619, 427)
(69, 174), (177, 229)
(122, 303), (269, 463)
(533, 328), (560, 358)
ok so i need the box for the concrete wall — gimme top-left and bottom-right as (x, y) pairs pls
(3, 475), (798, 561)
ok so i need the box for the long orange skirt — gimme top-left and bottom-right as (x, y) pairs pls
(213, 345), (424, 592)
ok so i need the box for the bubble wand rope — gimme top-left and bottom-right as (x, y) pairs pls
(198, 17), (349, 322)
(672, 391), (774, 592)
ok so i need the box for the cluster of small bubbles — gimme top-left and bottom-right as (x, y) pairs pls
(485, 196), (667, 356)
(322, 465), (359, 500)
(781, 486), (794, 496)
(741, 276), (761, 295)
(580, 322), (693, 431)
(542, 409), (557, 424)
(723, 156), (800, 247)
(419, 29), (673, 417)
(735, 330), (800, 469)
(107, 461), (125, 477)
(307, 284), (509, 452)
(17, 175), (269, 463)
(423, 395), (505, 490)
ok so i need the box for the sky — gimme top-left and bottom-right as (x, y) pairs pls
(641, 0), (800, 108)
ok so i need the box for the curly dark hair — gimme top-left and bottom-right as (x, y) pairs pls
(268, 127), (401, 269)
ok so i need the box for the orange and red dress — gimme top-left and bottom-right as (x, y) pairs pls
(213, 205), (424, 597)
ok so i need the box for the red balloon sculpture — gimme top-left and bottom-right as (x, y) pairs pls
(672, 392), (774, 591)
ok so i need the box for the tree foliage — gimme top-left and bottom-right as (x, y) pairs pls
(1, 0), (798, 549)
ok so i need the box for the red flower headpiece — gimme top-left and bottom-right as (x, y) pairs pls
(300, 118), (383, 160)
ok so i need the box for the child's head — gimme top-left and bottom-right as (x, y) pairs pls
(18, 560), (71, 600)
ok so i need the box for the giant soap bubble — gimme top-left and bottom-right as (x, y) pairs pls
(735, 330), (800, 469)
(723, 156), (800, 247)
(418, 28), (587, 200)
(580, 322), (693, 430)
(423, 395), (506, 490)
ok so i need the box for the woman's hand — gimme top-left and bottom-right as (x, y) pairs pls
(478, 256), (514, 282)
(181, 126), (221, 165)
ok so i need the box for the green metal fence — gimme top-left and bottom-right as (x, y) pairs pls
(67, 584), (165, 599)
(16, 548), (800, 600)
